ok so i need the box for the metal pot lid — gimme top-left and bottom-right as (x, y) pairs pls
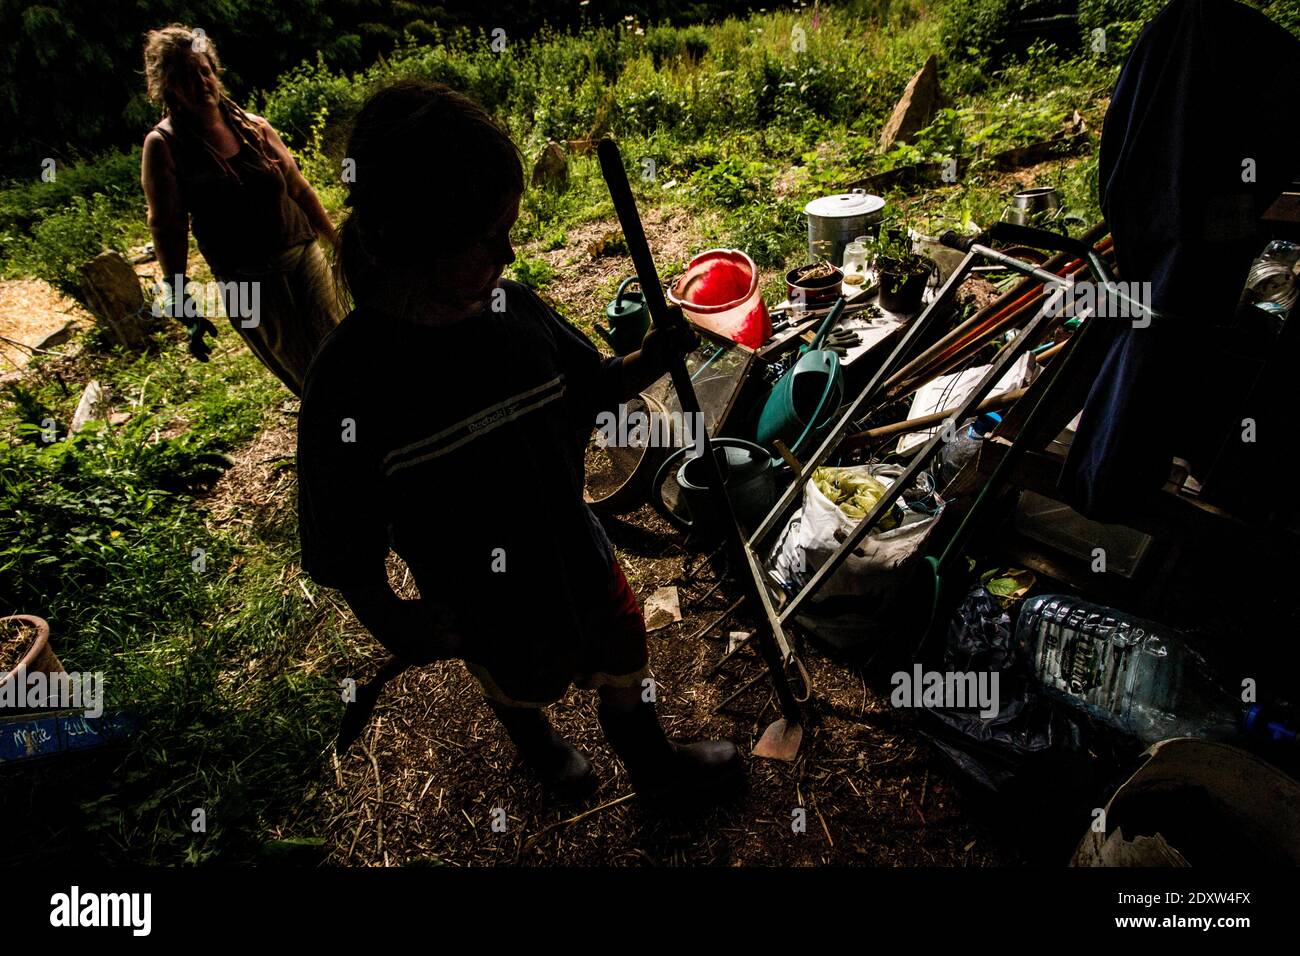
(804, 191), (886, 219)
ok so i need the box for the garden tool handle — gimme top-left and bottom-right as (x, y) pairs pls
(987, 222), (1089, 259)
(597, 141), (675, 332)
(938, 229), (986, 253)
(598, 136), (804, 727)
(807, 296), (847, 352)
(932, 256), (1115, 579)
(940, 223), (1088, 259)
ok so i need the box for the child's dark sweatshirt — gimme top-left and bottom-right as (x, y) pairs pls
(297, 280), (628, 694)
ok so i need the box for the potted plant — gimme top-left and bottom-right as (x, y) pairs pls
(871, 227), (935, 315)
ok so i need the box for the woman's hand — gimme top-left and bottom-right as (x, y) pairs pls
(155, 274), (219, 361)
(185, 316), (220, 362)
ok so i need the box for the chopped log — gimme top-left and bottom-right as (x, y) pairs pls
(990, 132), (1089, 170)
(843, 159), (966, 195)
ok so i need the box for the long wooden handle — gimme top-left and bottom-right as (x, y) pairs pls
(845, 387), (1027, 446)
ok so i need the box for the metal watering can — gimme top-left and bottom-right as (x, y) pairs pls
(756, 297), (847, 457)
(595, 277), (651, 356)
(650, 438), (785, 541)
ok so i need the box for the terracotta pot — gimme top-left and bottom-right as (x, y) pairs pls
(1, 615), (65, 715)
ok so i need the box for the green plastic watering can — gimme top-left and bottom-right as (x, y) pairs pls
(755, 297), (847, 458)
(595, 277), (651, 356)
(650, 438), (784, 540)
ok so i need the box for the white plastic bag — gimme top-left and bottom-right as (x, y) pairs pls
(771, 464), (942, 603)
(896, 353), (1034, 454)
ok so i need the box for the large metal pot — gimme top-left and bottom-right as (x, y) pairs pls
(804, 190), (886, 266)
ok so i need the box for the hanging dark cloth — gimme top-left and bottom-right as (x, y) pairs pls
(1062, 0), (1300, 521)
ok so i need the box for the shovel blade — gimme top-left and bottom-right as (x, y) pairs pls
(752, 718), (802, 762)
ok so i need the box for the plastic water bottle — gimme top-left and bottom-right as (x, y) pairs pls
(1016, 595), (1239, 744)
(1241, 239), (1299, 315)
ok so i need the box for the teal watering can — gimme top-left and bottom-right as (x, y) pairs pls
(595, 277), (651, 356)
(650, 438), (786, 541)
(755, 297), (847, 458)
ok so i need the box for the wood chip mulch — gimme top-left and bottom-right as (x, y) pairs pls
(305, 504), (1019, 867)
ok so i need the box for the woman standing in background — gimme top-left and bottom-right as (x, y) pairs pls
(140, 23), (340, 395)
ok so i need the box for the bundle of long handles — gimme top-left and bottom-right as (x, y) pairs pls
(929, 223), (1152, 580)
(749, 224), (1121, 627)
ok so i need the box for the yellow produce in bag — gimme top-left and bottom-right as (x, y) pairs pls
(811, 467), (901, 531)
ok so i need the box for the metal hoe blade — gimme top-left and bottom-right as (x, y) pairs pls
(754, 718), (803, 760)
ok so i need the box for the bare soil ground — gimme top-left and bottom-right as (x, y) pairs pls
(306, 506), (1020, 866)
(531, 204), (714, 331)
(0, 278), (88, 373)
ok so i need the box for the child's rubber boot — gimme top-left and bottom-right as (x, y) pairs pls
(597, 700), (744, 813)
(488, 702), (597, 801)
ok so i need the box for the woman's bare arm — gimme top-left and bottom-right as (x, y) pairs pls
(141, 131), (190, 285)
(251, 114), (338, 247)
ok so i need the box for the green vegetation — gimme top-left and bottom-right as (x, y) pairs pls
(1, 334), (351, 863)
(5, 0), (1293, 863)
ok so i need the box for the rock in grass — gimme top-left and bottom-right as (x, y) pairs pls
(79, 251), (149, 351)
(532, 141), (569, 192)
(70, 380), (106, 434)
(879, 54), (942, 152)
